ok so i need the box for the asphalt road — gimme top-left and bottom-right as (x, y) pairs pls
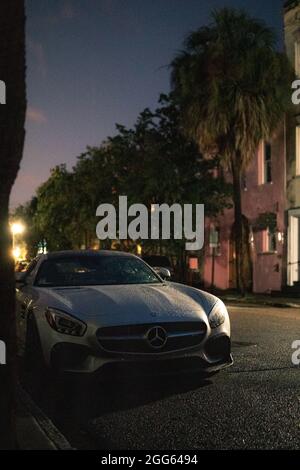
(22, 305), (300, 450)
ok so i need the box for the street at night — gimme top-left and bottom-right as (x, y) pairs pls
(20, 304), (300, 450)
(2, 0), (300, 455)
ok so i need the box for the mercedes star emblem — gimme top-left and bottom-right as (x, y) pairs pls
(146, 326), (167, 349)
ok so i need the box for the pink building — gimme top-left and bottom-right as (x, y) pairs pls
(203, 124), (286, 294)
(202, 2), (300, 294)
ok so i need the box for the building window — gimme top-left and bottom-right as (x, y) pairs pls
(296, 126), (300, 175)
(258, 141), (272, 184)
(261, 227), (276, 253)
(295, 42), (300, 76)
(264, 142), (272, 183)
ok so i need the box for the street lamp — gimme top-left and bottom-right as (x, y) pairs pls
(10, 222), (25, 260)
(11, 222), (25, 236)
(12, 246), (21, 260)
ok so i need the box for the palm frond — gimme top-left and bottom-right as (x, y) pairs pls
(170, 7), (293, 169)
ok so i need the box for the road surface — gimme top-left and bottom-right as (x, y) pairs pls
(21, 305), (300, 450)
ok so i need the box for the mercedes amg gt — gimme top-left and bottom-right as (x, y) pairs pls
(16, 250), (232, 379)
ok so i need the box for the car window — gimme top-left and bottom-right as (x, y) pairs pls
(35, 255), (162, 287)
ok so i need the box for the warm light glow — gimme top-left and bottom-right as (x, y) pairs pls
(12, 246), (22, 260)
(11, 222), (25, 235)
(278, 232), (284, 243)
(137, 244), (142, 256)
(189, 257), (198, 270)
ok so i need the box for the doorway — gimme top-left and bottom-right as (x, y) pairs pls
(287, 209), (300, 285)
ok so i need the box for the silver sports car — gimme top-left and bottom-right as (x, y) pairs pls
(16, 250), (232, 379)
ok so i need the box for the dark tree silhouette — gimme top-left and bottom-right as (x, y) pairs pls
(0, 1), (26, 449)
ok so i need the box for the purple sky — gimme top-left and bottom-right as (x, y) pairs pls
(11, 0), (284, 208)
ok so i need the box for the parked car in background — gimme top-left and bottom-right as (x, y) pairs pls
(15, 260), (29, 272)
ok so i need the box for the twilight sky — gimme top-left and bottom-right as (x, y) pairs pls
(11, 0), (285, 208)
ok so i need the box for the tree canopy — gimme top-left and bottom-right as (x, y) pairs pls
(15, 94), (232, 257)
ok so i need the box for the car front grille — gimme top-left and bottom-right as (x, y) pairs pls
(96, 321), (207, 355)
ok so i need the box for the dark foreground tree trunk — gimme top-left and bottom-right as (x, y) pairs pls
(0, 1), (26, 450)
(0, 195), (17, 449)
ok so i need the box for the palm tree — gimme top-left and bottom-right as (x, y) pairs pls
(0, 1), (26, 449)
(171, 8), (292, 293)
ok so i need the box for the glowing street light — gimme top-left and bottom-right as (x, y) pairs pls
(10, 221), (26, 260)
(11, 222), (25, 236)
(12, 246), (21, 260)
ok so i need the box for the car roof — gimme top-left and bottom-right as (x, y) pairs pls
(43, 250), (135, 260)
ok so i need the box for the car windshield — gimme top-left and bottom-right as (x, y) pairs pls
(35, 255), (162, 287)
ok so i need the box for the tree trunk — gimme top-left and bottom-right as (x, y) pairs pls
(0, 1), (26, 449)
(241, 215), (253, 292)
(230, 154), (245, 295)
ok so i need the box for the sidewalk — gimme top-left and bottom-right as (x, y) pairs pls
(16, 385), (73, 450)
(219, 293), (300, 309)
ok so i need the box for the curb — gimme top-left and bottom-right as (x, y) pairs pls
(226, 301), (300, 309)
(17, 385), (74, 450)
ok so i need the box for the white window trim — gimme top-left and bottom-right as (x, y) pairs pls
(258, 140), (272, 185)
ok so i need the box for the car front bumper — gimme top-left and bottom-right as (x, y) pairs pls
(49, 332), (233, 378)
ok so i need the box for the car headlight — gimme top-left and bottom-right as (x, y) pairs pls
(208, 301), (226, 329)
(45, 308), (87, 336)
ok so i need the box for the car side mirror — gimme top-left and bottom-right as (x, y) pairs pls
(154, 267), (171, 281)
(15, 272), (27, 286)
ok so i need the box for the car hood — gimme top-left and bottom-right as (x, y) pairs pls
(37, 283), (218, 326)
